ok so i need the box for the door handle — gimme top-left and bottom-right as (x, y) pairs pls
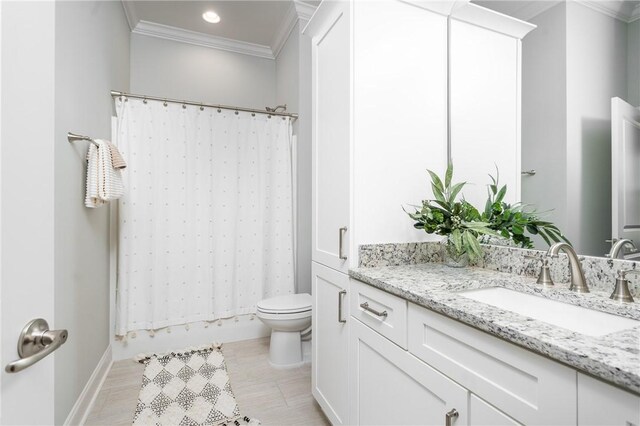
(521, 170), (536, 176)
(339, 227), (348, 260)
(360, 302), (388, 319)
(338, 290), (347, 323)
(5, 319), (68, 373)
(445, 408), (459, 426)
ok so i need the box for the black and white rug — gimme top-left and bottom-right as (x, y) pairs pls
(132, 343), (259, 426)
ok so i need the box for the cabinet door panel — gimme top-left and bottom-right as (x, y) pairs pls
(408, 304), (576, 425)
(449, 19), (521, 208)
(470, 395), (521, 426)
(311, 1), (351, 272)
(353, 0), (448, 246)
(578, 373), (640, 426)
(350, 319), (468, 425)
(312, 262), (349, 424)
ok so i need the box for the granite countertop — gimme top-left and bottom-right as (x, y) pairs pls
(349, 263), (640, 394)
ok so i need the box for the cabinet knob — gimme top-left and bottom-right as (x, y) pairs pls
(445, 408), (459, 426)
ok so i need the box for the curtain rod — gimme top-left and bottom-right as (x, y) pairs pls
(110, 91), (298, 120)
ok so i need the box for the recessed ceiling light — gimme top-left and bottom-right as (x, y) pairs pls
(202, 10), (221, 24)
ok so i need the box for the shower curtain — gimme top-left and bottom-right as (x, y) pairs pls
(114, 98), (295, 335)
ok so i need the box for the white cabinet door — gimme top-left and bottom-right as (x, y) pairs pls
(578, 373), (640, 426)
(352, 0), (448, 246)
(408, 304), (576, 425)
(309, 1), (351, 272)
(449, 19), (522, 209)
(350, 319), (468, 425)
(469, 395), (521, 426)
(312, 262), (350, 425)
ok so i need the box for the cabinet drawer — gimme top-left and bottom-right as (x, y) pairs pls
(350, 279), (407, 349)
(408, 303), (576, 425)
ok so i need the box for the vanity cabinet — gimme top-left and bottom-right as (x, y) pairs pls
(408, 304), (576, 425)
(349, 319), (468, 425)
(577, 373), (640, 426)
(311, 262), (350, 425)
(346, 276), (640, 426)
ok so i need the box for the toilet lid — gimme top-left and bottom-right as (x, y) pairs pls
(257, 293), (312, 314)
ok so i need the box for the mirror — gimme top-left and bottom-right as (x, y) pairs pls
(473, 0), (640, 259)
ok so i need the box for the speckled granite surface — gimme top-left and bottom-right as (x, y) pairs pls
(349, 262), (640, 394)
(359, 242), (640, 296)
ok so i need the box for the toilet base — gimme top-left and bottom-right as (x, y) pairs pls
(269, 330), (304, 367)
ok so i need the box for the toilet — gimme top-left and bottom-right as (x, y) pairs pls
(256, 293), (312, 368)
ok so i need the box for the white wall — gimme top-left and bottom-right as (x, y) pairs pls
(130, 34), (276, 109)
(565, 2), (627, 256)
(628, 19), (640, 106)
(521, 3), (568, 248)
(54, 1), (130, 423)
(1, 2), (56, 424)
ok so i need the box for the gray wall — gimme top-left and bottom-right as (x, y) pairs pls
(628, 19), (640, 106)
(565, 1), (627, 256)
(521, 3), (568, 249)
(521, 2), (629, 256)
(275, 21), (312, 295)
(54, 2), (130, 423)
(130, 34), (276, 109)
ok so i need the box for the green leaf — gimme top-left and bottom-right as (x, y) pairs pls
(448, 182), (466, 204)
(495, 185), (507, 204)
(445, 163), (453, 188)
(427, 169), (444, 192)
(451, 228), (462, 253)
(431, 184), (446, 203)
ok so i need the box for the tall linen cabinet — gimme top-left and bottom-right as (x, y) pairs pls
(304, 1), (534, 424)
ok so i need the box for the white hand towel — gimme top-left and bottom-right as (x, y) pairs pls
(85, 139), (124, 208)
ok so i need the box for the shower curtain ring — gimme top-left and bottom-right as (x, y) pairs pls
(251, 113), (255, 117)
(143, 98), (147, 104)
(182, 104), (187, 109)
(217, 109), (221, 113)
(163, 100), (168, 107)
(268, 115), (272, 119)
(200, 104), (204, 111)
(234, 110), (239, 115)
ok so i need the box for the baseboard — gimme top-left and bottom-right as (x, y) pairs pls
(64, 345), (113, 426)
(112, 316), (270, 361)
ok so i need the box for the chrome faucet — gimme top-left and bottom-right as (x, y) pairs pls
(547, 242), (589, 293)
(606, 239), (638, 259)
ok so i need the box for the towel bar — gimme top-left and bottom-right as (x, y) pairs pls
(68, 132), (99, 147)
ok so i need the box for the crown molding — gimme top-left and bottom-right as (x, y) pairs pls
(133, 20), (275, 59)
(515, 1), (562, 21)
(272, 0), (318, 58)
(575, 0), (639, 23)
(294, 0), (317, 21)
(121, 0), (138, 31)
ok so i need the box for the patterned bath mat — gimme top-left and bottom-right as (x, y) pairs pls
(132, 343), (259, 426)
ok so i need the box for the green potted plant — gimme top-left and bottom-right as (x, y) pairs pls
(406, 164), (569, 267)
(481, 171), (569, 248)
(405, 164), (498, 267)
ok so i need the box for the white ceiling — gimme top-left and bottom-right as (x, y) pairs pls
(124, 1), (293, 46)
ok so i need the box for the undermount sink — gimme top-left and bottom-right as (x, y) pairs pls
(460, 287), (640, 337)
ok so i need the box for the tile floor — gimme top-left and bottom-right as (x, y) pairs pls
(85, 337), (329, 425)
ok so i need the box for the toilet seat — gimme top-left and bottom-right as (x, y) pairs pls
(256, 293), (312, 314)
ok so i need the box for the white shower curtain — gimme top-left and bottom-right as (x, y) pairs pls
(114, 98), (295, 335)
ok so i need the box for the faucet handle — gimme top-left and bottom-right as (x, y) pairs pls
(611, 270), (638, 303)
(536, 257), (554, 287)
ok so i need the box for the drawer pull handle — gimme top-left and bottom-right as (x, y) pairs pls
(360, 302), (387, 318)
(338, 227), (348, 260)
(338, 290), (347, 323)
(445, 408), (458, 426)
